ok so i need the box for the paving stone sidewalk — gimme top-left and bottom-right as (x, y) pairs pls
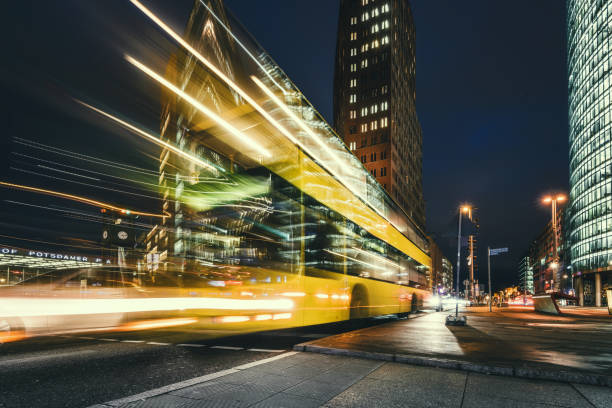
(93, 351), (612, 407)
(295, 309), (612, 386)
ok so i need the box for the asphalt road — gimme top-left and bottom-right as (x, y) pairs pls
(0, 317), (396, 408)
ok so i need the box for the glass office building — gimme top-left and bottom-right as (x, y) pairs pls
(568, 0), (612, 306)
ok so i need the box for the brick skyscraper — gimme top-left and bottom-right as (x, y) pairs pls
(334, 0), (425, 229)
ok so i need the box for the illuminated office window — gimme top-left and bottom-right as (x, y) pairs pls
(381, 101), (388, 111)
(350, 48), (357, 56)
(361, 59), (368, 68)
(381, 85), (388, 94)
(381, 117), (388, 127)
(350, 16), (357, 25)
(349, 110), (357, 119)
(371, 24), (379, 34)
(350, 32), (357, 41)
(349, 94), (357, 103)
(382, 4), (390, 13)
(362, 0), (369, 6)
(361, 123), (368, 132)
(349, 141), (357, 150)
(382, 35), (389, 45)
(350, 78), (357, 87)
(371, 120), (378, 130)
(382, 20), (390, 29)
(373, 7), (379, 17)
(362, 12), (369, 22)
(350, 63), (357, 72)
(361, 107), (368, 117)
(371, 104), (378, 114)
(372, 39), (379, 48)
(361, 43), (369, 53)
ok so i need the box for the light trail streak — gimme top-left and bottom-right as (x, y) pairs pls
(75, 100), (220, 172)
(16, 152), (226, 192)
(0, 297), (294, 317)
(351, 247), (400, 268)
(127, 0), (344, 183)
(11, 167), (163, 201)
(118, 318), (198, 331)
(123, 55), (271, 159)
(14, 137), (159, 176)
(324, 249), (388, 271)
(250, 76), (389, 223)
(127, 1), (395, 231)
(251, 76), (347, 169)
(0, 181), (167, 218)
(128, 0), (296, 143)
(130, 0), (284, 93)
(0, 232), (105, 251)
(37, 165), (101, 181)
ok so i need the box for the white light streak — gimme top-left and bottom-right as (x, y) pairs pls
(76, 100), (218, 172)
(124, 55), (270, 159)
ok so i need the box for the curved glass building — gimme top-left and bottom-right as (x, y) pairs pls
(568, 0), (612, 306)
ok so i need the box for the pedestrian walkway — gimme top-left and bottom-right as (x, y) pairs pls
(296, 309), (612, 386)
(92, 351), (612, 407)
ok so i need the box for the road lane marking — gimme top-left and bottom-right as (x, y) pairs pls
(147, 342), (171, 346)
(233, 351), (298, 369)
(210, 345), (243, 350)
(176, 343), (206, 347)
(248, 348), (285, 353)
(121, 340), (145, 343)
(99, 338), (119, 342)
(93, 351), (298, 407)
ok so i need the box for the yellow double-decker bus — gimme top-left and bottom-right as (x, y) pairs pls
(0, 0), (431, 342)
(136, 0), (432, 330)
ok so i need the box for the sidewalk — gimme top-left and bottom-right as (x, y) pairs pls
(92, 351), (612, 408)
(295, 308), (612, 386)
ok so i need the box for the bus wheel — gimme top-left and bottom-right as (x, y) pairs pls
(350, 285), (369, 320)
(411, 294), (419, 313)
(0, 318), (24, 344)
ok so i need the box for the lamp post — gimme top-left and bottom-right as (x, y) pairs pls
(542, 194), (566, 292)
(455, 205), (470, 317)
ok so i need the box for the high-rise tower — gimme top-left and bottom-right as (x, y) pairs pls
(568, 0), (612, 307)
(333, 0), (425, 229)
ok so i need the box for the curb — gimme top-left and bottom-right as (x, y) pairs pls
(293, 344), (612, 388)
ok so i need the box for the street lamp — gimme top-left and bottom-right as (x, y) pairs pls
(542, 194), (566, 292)
(455, 205), (470, 317)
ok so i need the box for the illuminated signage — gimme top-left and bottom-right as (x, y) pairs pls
(0, 247), (112, 264)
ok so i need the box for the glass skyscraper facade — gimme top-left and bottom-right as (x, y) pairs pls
(568, 0), (612, 306)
